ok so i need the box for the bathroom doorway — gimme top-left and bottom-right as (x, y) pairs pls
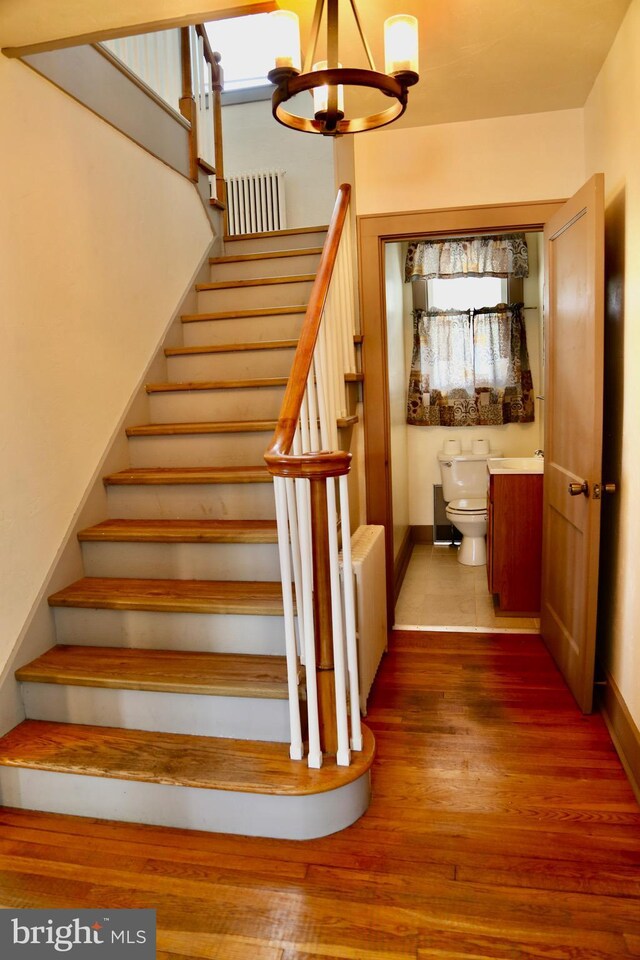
(387, 232), (543, 632)
(357, 199), (565, 630)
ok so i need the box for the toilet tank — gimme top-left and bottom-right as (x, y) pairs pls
(438, 452), (502, 502)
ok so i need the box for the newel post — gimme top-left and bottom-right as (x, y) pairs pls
(212, 53), (228, 235)
(179, 27), (199, 182)
(309, 478), (338, 756)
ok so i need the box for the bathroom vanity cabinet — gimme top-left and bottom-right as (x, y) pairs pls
(487, 470), (543, 614)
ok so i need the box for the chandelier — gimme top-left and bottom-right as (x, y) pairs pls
(267, 1), (419, 136)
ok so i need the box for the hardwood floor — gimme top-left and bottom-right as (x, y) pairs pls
(1, 630), (639, 959)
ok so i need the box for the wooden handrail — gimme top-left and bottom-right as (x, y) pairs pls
(195, 23), (222, 86)
(264, 183), (351, 473)
(264, 184), (355, 762)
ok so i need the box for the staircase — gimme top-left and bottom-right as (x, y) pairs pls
(0, 223), (374, 840)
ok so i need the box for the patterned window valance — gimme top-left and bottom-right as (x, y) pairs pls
(405, 233), (529, 282)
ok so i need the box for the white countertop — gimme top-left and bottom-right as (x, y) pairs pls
(488, 457), (544, 475)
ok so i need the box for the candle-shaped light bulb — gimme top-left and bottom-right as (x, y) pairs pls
(312, 61), (344, 117)
(384, 14), (419, 76)
(270, 10), (301, 72)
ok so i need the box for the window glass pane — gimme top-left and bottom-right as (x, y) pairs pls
(205, 14), (273, 91)
(428, 276), (505, 310)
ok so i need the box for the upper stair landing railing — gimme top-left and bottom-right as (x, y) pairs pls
(265, 184), (362, 769)
(102, 25), (226, 216)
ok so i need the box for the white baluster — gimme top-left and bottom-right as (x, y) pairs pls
(285, 476), (305, 663)
(298, 476), (321, 769)
(273, 477), (304, 761)
(326, 477), (350, 766)
(307, 369), (320, 452)
(344, 219), (358, 363)
(338, 245), (352, 414)
(315, 319), (333, 449)
(206, 60), (214, 166)
(299, 392), (311, 453)
(339, 473), (362, 750)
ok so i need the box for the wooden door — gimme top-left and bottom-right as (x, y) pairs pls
(541, 174), (605, 713)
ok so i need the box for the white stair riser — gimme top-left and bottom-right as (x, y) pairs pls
(182, 314), (304, 347)
(127, 431), (272, 468)
(107, 483), (276, 520)
(224, 230), (327, 254)
(106, 482), (276, 520)
(197, 279), (313, 313)
(53, 608), (287, 655)
(21, 684), (290, 742)
(81, 540), (280, 581)
(210, 252), (320, 282)
(166, 347), (295, 382)
(149, 385), (285, 422)
(126, 431), (273, 468)
(0, 767), (371, 840)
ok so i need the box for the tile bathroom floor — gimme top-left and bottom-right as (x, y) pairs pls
(395, 543), (540, 631)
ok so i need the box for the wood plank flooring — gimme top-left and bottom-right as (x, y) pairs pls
(1, 630), (639, 959)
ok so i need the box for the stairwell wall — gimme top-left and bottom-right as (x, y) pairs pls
(584, 0), (640, 741)
(0, 57), (213, 689)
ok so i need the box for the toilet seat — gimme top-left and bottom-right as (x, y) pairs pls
(447, 497), (486, 515)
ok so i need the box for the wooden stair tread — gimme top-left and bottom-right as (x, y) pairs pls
(16, 646), (293, 699)
(104, 466), (272, 485)
(146, 377), (288, 394)
(165, 339), (298, 358)
(337, 414), (358, 428)
(181, 305), (307, 323)
(196, 274), (316, 292)
(0, 720), (374, 795)
(77, 519), (278, 543)
(209, 247), (323, 265)
(48, 577), (287, 615)
(223, 225), (329, 241)
(126, 420), (277, 437)
(197, 157), (216, 175)
(165, 336), (361, 359)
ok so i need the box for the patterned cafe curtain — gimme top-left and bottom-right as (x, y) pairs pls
(405, 233), (529, 281)
(407, 304), (535, 427)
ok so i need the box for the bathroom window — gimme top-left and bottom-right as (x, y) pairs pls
(427, 276), (507, 311)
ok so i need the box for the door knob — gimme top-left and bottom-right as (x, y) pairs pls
(568, 481), (589, 497)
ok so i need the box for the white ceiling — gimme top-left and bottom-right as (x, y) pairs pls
(0, 0), (632, 128)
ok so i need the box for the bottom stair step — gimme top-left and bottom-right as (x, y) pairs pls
(0, 721), (375, 840)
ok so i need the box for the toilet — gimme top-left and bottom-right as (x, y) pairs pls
(437, 448), (501, 566)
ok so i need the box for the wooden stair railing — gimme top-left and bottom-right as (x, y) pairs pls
(264, 184), (362, 769)
(180, 25), (227, 228)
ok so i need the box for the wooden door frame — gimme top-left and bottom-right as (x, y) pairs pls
(357, 198), (567, 622)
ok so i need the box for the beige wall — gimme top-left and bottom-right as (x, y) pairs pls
(584, 0), (640, 729)
(353, 108), (585, 216)
(0, 57), (212, 673)
(222, 99), (335, 229)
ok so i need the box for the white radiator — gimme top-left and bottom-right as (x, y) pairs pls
(341, 525), (388, 715)
(225, 169), (287, 236)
